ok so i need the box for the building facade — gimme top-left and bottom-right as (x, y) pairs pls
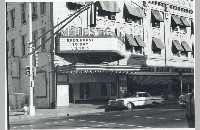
(7, 1), (194, 108)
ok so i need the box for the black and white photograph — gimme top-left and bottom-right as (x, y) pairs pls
(6, 0), (195, 129)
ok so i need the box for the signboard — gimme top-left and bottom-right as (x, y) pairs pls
(144, 66), (193, 73)
(59, 37), (120, 52)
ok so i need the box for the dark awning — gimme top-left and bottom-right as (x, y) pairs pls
(126, 34), (138, 46)
(181, 41), (192, 52)
(180, 17), (190, 27)
(70, 2), (85, 5)
(135, 35), (146, 47)
(125, 4), (145, 18)
(172, 40), (184, 51)
(152, 37), (165, 49)
(98, 1), (120, 13)
(152, 10), (164, 22)
(171, 15), (183, 26)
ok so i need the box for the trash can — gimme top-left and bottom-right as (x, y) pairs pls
(186, 92), (195, 128)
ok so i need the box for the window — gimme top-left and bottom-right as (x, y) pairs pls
(10, 9), (15, 28)
(172, 44), (180, 57)
(11, 39), (15, 57)
(21, 3), (26, 24)
(32, 30), (38, 48)
(111, 82), (117, 96)
(152, 42), (161, 55)
(6, 12), (9, 31)
(40, 2), (46, 15)
(192, 44), (194, 58)
(6, 41), (9, 52)
(41, 27), (46, 51)
(32, 2), (38, 20)
(101, 83), (107, 96)
(179, 26), (187, 33)
(66, 2), (83, 10)
(180, 51), (188, 57)
(134, 46), (143, 54)
(21, 35), (26, 56)
(152, 22), (160, 28)
(133, 19), (142, 25)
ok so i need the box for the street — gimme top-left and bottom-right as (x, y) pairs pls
(10, 108), (189, 129)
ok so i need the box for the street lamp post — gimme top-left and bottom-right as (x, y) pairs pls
(28, 2), (35, 116)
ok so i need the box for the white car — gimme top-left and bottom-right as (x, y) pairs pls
(107, 92), (164, 110)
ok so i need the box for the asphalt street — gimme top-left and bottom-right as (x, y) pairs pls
(10, 108), (189, 129)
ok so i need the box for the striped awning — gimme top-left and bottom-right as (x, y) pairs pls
(125, 4), (145, 18)
(181, 41), (192, 52)
(135, 35), (146, 47)
(172, 40), (184, 51)
(126, 34), (138, 46)
(98, 1), (120, 13)
(171, 15), (183, 26)
(152, 10), (164, 22)
(180, 17), (190, 27)
(152, 37), (165, 49)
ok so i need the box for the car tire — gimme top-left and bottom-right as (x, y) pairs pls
(152, 102), (158, 107)
(127, 103), (133, 110)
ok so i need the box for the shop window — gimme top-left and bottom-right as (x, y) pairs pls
(10, 9), (15, 28)
(21, 35), (26, 56)
(152, 42), (161, 55)
(32, 2), (38, 20)
(41, 27), (46, 51)
(111, 82), (117, 96)
(40, 2), (46, 15)
(21, 3), (26, 24)
(11, 39), (15, 57)
(101, 83), (107, 96)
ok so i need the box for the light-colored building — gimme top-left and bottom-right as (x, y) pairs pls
(7, 1), (194, 108)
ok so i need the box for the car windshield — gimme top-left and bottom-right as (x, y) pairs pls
(123, 93), (137, 98)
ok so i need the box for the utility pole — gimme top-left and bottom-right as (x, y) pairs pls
(28, 2), (35, 116)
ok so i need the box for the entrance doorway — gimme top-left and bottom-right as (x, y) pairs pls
(80, 83), (90, 99)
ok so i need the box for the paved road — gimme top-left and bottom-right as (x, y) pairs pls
(10, 108), (189, 129)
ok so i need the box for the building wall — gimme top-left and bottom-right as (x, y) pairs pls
(7, 2), (54, 108)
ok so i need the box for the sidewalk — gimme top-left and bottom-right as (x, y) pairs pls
(9, 103), (105, 124)
(9, 99), (182, 124)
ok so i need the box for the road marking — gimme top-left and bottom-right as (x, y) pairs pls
(79, 120), (86, 122)
(54, 122), (58, 123)
(21, 126), (25, 127)
(137, 126), (144, 128)
(146, 127), (152, 128)
(158, 117), (166, 120)
(29, 125), (33, 126)
(82, 127), (89, 129)
(115, 115), (122, 116)
(109, 123), (116, 124)
(90, 121), (97, 122)
(174, 119), (181, 121)
(38, 124), (41, 125)
(62, 121), (67, 122)
(68, 119), (74, 121)
(99, 122), (105, 123)
(133, 116), (139, 118)
(104, 124), (108, 126)
(128, 125), (135, 127)
(146, 117), (153, 119)
(55, 118), (61, 119)
(97, 125), (103, 127)
(119, 124), (125, 125)
(13, 127), (16, 129)
(46, 123), (50, 124)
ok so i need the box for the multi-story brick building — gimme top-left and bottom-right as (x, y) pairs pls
(7, 1), (194, 108)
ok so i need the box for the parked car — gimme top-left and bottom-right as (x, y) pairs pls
(106, 92), (164, 111)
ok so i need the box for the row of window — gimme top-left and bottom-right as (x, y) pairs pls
(7, 2), (46, 30)
(7, 27), (46, 57)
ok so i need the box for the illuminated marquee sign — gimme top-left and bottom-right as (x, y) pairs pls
(59, 37), (119, 52)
